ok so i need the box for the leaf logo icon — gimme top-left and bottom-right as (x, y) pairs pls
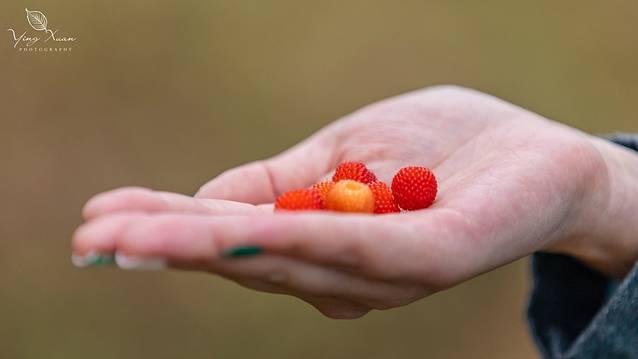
(25, 8), (48, 31)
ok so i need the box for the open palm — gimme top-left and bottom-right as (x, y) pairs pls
(73, 86), (607, 318)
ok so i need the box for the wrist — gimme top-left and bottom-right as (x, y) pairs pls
(554, 136), (638, 278)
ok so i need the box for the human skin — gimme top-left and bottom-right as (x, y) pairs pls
(72, 86), (638, 319)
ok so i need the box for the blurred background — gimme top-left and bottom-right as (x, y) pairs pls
(1, 1), (637, 358)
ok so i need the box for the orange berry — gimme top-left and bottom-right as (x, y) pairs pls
(311, 181), (335, 206)
(324, 180), (374, 213)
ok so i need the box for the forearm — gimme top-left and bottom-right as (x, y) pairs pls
(560, 136), (638, 277)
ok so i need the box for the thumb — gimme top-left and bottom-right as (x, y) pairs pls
(195, 131), (338, 204)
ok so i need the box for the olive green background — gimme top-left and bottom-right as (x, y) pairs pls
(1, 1), (637, 358)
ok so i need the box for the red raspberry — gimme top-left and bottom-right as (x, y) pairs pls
(368, 181), (400, 214)
(391, 166), (438, 210)
(332, 162), (377, 184)
(311, 181), (335, 205)
(275, 188), (323, 211)
(324, 180), (374, 213)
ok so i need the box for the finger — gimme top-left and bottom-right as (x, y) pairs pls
(207, 255), (426, 310)
(73, 213), (425, 311)
(72, 211), (458, 285)
(195, 131), (338, 204)
(304, 296), (370, 319)
(303, 296), (370, 319)
(83, 187), (267, 220)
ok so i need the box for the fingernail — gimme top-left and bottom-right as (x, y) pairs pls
(221, 245), (263, 258)
(72, 252), (115, 268)
(115, 252), (167, 271)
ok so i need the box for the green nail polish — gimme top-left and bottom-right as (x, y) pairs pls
(222, 246), (263, 258)
(88, 254), (115, 266)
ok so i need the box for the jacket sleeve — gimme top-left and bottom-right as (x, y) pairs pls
(527, 133), (638, 359)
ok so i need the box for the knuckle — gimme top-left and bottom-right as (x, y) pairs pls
(317, 306), (369, 320)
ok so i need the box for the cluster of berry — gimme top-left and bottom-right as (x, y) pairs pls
(274, 162), (438, 214)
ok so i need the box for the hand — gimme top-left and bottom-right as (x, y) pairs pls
(72, 86), (638, 319)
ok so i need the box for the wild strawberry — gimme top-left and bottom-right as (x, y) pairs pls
(324, 180), (374, 213)
(275, 188), (323, 211)
(332, 162), (377, 184)
(391, 166), (438, 210)
(311, 181), (335, 205)
(368, 181), (400, 214)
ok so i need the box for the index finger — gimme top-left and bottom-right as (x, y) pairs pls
(72, 212), (454, 282)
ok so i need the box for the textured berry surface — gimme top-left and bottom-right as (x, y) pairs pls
(325, 180), (374, 213)
(391, 166), (438, 210)
(311, 181), (335, 205)
(368, 181), (400, 214)
(275, 188), (323, 211)
(332, 162), (377, 184)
